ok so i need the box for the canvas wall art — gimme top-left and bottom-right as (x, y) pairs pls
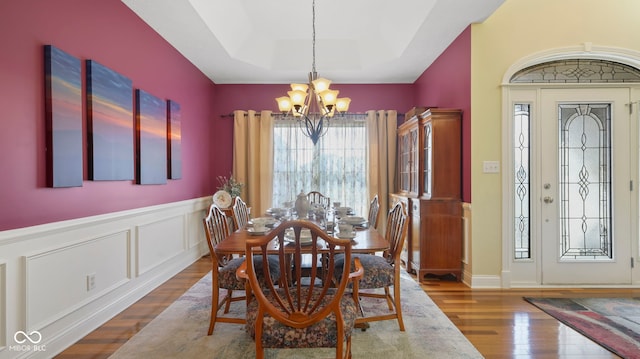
(44, 45), (83, 188)
(136, 89), (167, 185)
(167, 100), (182, 179)
(86, 60), (134, 181)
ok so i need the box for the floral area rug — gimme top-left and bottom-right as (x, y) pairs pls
(109, 270), (483, 358)
(524, 297), (640, 359)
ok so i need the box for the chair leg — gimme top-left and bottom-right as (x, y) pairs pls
(255, 319), (265, 359)
(394, 282), (405, 331)
(208, 274), (219, 335)
(345, 335), (353, 359)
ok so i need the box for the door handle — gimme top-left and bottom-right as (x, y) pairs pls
(543, 196), (554, 203)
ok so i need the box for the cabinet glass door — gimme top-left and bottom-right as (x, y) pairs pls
(422, 122), (432, 197)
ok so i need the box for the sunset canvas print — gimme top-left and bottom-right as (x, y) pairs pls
(136, 89), (167, 185)
(167, 100), (182, 179)
(44, 45), (83, 187)
(86, 60), (134, 181)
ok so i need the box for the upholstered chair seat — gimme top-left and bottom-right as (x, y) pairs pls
(334, 253), (393, 289)
(246, 287), (359, 348)
(218, 256), (280, 291)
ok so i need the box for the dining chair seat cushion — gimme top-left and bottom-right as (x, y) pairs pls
(219, 255), (281, 290)
(245, 287), (358, 348)
(333, 253), (394, 289)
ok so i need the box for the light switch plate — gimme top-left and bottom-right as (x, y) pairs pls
(483, 161), (500, 173)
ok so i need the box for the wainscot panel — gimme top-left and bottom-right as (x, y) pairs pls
(0, 197), (210, 359)
(25, 230), (130, 329)
(136, 215), (185, 276)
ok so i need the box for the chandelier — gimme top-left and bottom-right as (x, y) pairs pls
(275, 0), (351, 145)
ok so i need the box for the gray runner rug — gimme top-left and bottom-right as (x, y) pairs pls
(109, 270), (483, 358)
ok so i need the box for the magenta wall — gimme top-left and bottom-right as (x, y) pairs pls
(413, 27), (472, 202)
(214, 83), (415, 114)
(0, 0), (221, 231)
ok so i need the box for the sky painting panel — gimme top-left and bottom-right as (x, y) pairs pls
(45, 45), (83, 187)
(136, 89), (167, 185)
(86, 60), (134, 181)
(167, 100), (182, 180)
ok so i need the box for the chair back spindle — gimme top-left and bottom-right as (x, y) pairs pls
(232, 196), (251, 229)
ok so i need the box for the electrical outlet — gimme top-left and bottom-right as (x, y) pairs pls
(482, 161), (500, 173)
(86, 273), (96, 291)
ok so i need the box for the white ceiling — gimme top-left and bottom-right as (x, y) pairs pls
(122, 0), (505, 84)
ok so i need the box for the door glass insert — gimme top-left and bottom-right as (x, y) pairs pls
(559, 104), (612, 260)
(514, 104), (531, 259)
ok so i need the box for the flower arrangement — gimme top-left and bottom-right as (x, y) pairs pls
(216, 174), (243, 198)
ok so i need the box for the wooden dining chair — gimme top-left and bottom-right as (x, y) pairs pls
(367, 194), (380, 229)
(306, 190), (331, 210)
(203, 204), (280, 335)
(231, 196), (250, 229)
(237, 220), (364, 359)
(202, 204), (247, 334)
(334, 201), (409, 330)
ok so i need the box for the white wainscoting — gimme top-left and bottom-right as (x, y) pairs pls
(0, 197), (210, 359)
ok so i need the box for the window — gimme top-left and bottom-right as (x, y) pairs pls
(272, 114), (368, 215)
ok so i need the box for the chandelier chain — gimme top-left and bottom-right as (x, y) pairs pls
(312, 0), (316, 74)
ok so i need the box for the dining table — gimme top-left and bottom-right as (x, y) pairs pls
(215, 221), (389, 256)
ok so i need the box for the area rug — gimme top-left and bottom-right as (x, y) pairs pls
(109, 271), (483, 358)
(524, 297), (640, 359)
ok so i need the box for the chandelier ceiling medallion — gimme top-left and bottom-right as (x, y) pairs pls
(275, 0), (351, 145)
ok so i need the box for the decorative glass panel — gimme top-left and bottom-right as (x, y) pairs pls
(514, 104), (531, 259)
(511, 59), (640, 83)
(559, 104), (612, 260)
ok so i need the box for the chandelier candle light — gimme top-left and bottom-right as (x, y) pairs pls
(275, 0), (351, 145)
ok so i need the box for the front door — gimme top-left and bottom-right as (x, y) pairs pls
(539, 88), (632, 284)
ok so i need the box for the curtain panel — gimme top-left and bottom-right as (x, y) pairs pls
(232, 110), (274, 217)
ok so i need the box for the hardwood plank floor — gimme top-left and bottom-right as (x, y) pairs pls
(56, 257), (639, 358)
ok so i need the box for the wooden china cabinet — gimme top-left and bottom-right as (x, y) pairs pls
(391, 107), (462, 281)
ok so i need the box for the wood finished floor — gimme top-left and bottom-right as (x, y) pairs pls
(56, 256), (639, 359)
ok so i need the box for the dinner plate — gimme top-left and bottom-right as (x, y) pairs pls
(247, 228), (268, 235)
(342, 216), (367, 225)
(337, 232), (356, 239)
(250, 217), (278, 227)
